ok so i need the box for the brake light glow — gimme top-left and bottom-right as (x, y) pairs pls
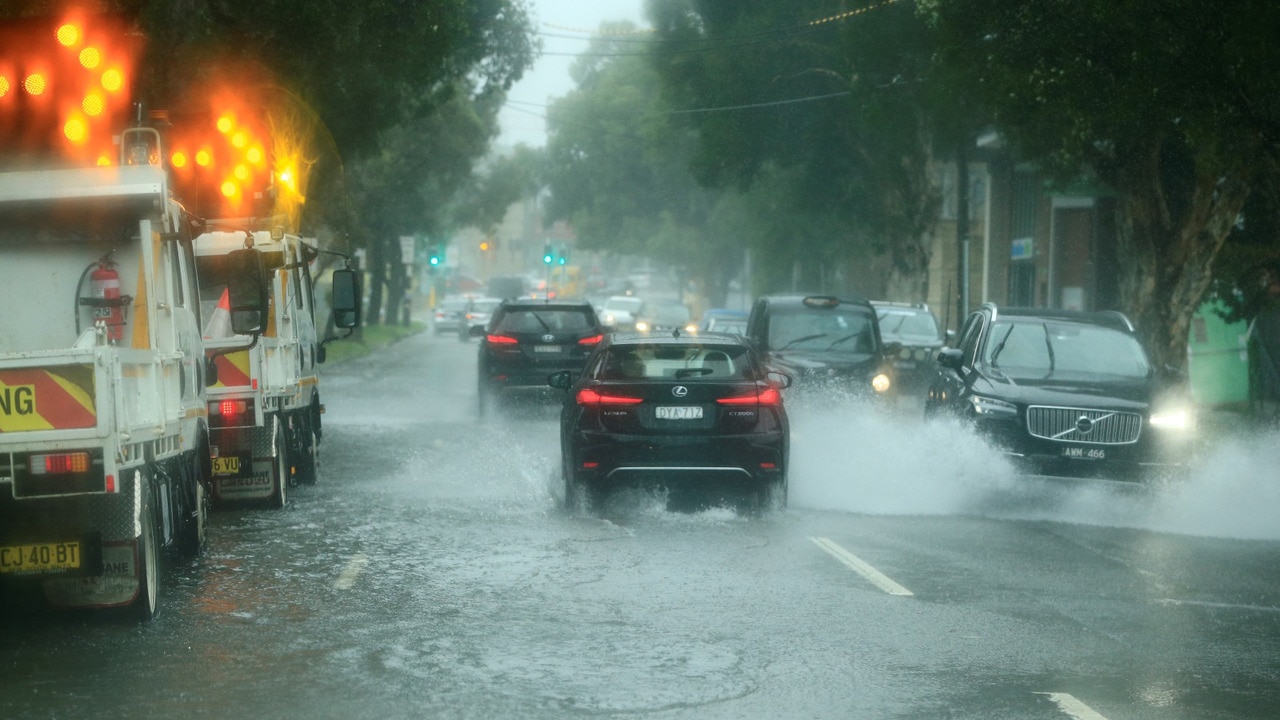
(716, 387), (781, 406)
(577, 334), (603, 346)
(486, 334), (519, 345)
(576, 388), (643, 405)
(582, 462), (600, 469)
(214, 400), (247, 416)
(32, 452), (91, 475)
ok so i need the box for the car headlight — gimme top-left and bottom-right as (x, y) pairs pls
(604, 313), (616, 324)
(871, 373), (891, 393)
(967, 394), (1017, 417)
(635, 321), (649, 332)
(1149, 408), (1192, 430)
(684, 323), (698, 335)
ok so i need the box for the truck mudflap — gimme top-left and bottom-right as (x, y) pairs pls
(209, 426), (275, 501)
(41, 538), (145, 608)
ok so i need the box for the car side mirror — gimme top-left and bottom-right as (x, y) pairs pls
(469, 324), (487, 338)
(547, 370), (573, 390)
(331, 268), (361, 329)
(226, 248), (268, 335)
(766, 371), (792, 389)
(882, 341), (903, 358)
(937, 348), (963, 370)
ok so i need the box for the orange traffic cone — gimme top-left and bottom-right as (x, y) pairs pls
(204, 288), (232, 339)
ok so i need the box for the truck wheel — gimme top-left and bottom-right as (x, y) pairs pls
(295, 426), (319, 485)
(271, 422), (290, 509)
(130, 470), (161, 621)
(177, 450), (209, 557)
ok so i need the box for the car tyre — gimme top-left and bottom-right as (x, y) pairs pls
(271, 420), (289, 509)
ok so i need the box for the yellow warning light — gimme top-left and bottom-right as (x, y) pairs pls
(56, 24), (81, 47)
(97, 154), (112, 166)
(231, 131), (247, 149)
(64, 117), (88, 144)
(221, 181), (238, 198)
(234, 164), (250, 181)
(82, 93), (105, 117)
(246, 146), (264, 164)
(216, 115), (233, 134)
(24, 73), (47, 96)
(79, 47), (101, 69)
(480, 241), (491, 252)
(0, 75), (9, 98)
(195, 149), (213, 167)
(100, 68), (123, 92)
(171, 151), (188, 168)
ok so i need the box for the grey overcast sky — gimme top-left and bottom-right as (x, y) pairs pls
(497, 0), (647, 148)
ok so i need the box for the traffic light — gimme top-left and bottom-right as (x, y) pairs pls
(428, 245), (440, 266)
(542, 242), (553, 265)
(558, 245), (569, 266)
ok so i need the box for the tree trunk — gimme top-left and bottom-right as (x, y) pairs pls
(367, 237), (387, 326)
(1111, 144), (1253, 377)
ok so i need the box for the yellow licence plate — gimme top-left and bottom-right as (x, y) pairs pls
(212, 456), (242, 476)
(0, 542), (82, 575)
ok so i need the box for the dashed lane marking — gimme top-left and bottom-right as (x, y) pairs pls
(334, 553), (369, 590)
(1036, 692), (1109, 720)
(808, 536), (913, 596)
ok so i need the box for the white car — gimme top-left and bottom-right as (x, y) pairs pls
(599, 295), (643, 331)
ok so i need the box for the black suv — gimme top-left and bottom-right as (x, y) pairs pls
(745, 294), (899, 397)
(472, 299), (605, 416)
(548, 333), (791, 514)
(925, 304), (1192, 480)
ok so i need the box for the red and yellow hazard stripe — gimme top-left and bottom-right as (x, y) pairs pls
(212, 351), (252, 389)
(0, 366), (96, 433)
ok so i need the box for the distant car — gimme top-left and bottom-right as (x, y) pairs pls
(548, 333), (791, 514)
(462, 297), (503, 340)
(925, 303), (1193, 481)
(472, 299), (605, 417)
(871, 301), (946, 394)
(634, 299), (697, 335)
(745, 294), (898, 397)
(599, 295), (643, 332)
(701, 308), (748, 336)
(432, 296), (471, 335)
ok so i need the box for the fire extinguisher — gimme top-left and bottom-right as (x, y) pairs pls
(89, 259), (126, 342)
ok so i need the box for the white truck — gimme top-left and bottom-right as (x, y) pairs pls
(194, 229), (358, 507)
(0, 129), (260, 619)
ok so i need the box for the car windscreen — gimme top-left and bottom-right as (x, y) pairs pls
(982, 320), (1152, 378)
(471, 299), (502, 313)
(643, 303), (691, 324)
(495, 308), (594, 333)
(596, 344), (752, 380)
(876, 308), (941, 343)
(604, 297), (642, 313)
(766, 308), (876, 354)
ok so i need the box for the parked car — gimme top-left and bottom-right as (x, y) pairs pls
(925, 303), (1193, 480)
(548, 332), (791, 514)
(599, 295), (644, 332)
(472, 299), (605, 417)
(745, 294), (899, 397)
(871, 301), (946, 394)
(432, 296), (471, 335)
(634, 299), (697, 335)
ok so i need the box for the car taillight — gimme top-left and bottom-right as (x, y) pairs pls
(716, 387), (781, 406)
(486, 334), (519, 345)
(576, 388), (643, 405)
(578, 334), (603, 346)
(31, 452), (91, 475)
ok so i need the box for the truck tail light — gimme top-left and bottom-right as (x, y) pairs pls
(213, 400), (247, 416)
(31, 452), (91, 475)
(576, 388), (643, 405)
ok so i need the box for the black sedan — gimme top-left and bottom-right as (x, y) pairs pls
(925, 304), (1193, 480)
(473, 299), (605, 417)
(548, 333), (791, 514)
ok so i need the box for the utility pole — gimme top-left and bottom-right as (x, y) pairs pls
(956, 138), (971, 323)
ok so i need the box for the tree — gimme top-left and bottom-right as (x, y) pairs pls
(924, 0), (1280, 373)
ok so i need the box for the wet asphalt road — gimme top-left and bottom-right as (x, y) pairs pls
(3, 329), (1280, 719)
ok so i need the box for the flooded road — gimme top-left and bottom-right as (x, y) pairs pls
(3, 330), (1280, 719)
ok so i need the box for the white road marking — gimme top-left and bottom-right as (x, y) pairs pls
(1036, 692), (1109, 720)
(808, 536), (913, 596)
(1157, 598), (1280, 613)
(334, 553), (369, 590)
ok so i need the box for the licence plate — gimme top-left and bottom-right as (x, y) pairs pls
(1062, 447), (1106, 460)
(656, 406), (703, 420)
(534, 345), (561, 353)
(212, 456), (244, 476)
(0, 541), (81, 575)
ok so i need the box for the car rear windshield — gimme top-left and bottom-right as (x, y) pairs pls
(495, 308), (594, 333)
(876, 308), (941, 342)
(604, 297), (642, 313)
(597, 344), (752, 380)
(983, 320), (1152, 378)
(766, 308), (876, 354)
